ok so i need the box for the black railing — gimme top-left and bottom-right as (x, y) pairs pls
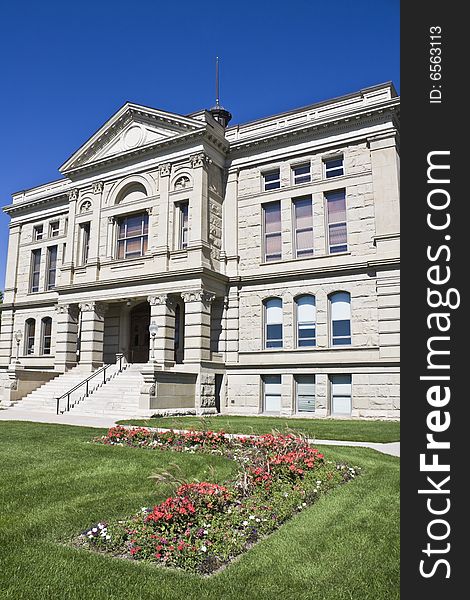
(56, 354), (125, 415)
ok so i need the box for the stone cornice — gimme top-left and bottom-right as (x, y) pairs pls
(228, 99), (399, 155)
(3, 192), (69, 216)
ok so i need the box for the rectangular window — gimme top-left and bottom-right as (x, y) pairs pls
(46, 246), (57, 290)
(30, 249), (41, 292)
(324, 156), (344, 178)
(34, 225), (44, 241)
(117, 213), (149, 259)
(263, 169), (280, 191)
(263, 201), (282, 262)
(263, 374), (281, 413)
(330, 374), (352, 415)
(80, 222), (90, 265)
(295, 375), (315, 413)
(325, 190), (348, 253)
(292, 163), (311, 185)
(49, 221), (60, 238)
(293, 196), (314, 258)
(178, 202), (189, 249)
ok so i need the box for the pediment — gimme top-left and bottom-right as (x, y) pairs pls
(60, 103), (206, 175)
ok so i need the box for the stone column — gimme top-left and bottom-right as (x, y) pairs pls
(61, 189), (79, 285)
(0, 309), (15, 368)
(106, 216), (116, 259)
(222, 168), (239, 276)
(147, 294), (176, 366)
(368, 133), (400, 255)
(78, 302), (107, 369)
(181, 290), (215, 363)
(189, 153), (211, 246)
(54, 304), (79, 372)
(224, 289), (239, 364)
(155, 163), (171, 253)
(3, 223), (21, 305)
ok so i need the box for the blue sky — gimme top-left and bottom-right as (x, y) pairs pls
(0, 0), (399, 290)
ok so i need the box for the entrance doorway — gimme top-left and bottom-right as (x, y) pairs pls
(129, 302), (150, 362)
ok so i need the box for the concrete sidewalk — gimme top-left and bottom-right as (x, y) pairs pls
(0, 407), (400, 457)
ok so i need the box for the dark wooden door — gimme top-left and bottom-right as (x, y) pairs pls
(130, 303), (150, 363)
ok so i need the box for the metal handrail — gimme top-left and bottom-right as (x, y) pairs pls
(56, 353), (125, 414)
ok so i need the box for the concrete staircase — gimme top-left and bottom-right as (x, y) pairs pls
(12, 363), (151, 418)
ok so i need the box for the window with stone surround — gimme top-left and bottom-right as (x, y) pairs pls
(329, 291), (352, 346)
(49, 221), (60, 238)
(46, 246), (57, 290)
(262, 374), (281, 413)
(41, 317), (52, 355)
(33, 224), (44, 241)
(325, 189), (348, 253)
(177, 201), (189, 250)
(116, 213), (148, 259)
(324, 156), (344, 178)
(295, 374), (316, 412)
(330, 374), (352, 415)
(263, 168), (280, 191)
(292, 163), (311, 185)
(295, 295), (316, 347)
(79, 223), (90, 265)
(29, 249), (41, 293)
(25, 319), (36, 355)
(263, 201), (282, 262)
(264, 297), (283, 349)
(293, 196), (314, 258)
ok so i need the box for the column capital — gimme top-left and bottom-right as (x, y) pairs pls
(68, 188), (79, 202)
(181, 290), (216, 305)
(92, 181), (104, 194)
(147, 294), (176, 309)
(55, 303), (79, 319)
(79, 301), (107, 317)
(158, 162), (172, 177)
(189, 152), (212, 169)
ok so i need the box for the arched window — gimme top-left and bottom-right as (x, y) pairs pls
(41, 317), (52, 355)
(296, 295), (316, 347)
(25, 319), (36, 355)
(264, 298), (283, 348)
(330, 292), (351, 346)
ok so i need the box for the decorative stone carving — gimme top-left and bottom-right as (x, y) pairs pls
(181, 290), (216, 304)
(79, 301), (107, 317)
(107, 216), (115, 224)
(174, 175), (191, 190)
(146, 206), (154, 216)
(92, 181), (104, 194)
(55, 304), (79, 319)
(79, 200), (92, 213)
(189, 152), (211, 169)
(68, 188), (79, 202)
(158, 163), (171, 177)
(148, 294), (176, 309)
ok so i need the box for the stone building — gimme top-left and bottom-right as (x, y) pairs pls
(0, 82), (400, 419)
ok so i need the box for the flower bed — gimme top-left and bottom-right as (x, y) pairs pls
(78, 426), (359, 574)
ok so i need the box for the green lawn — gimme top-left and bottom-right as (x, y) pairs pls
(0, 421), (399, 600)
(117, 415), (400, 443)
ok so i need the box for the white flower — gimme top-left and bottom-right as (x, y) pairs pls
(227, 509), (232, 514)
(242, 520), (249, 526)
(203, 530), (208, 535)
(302, 502), (306, 507)
(249, 515), (255, 520)
(283, 492), (289, 497)
(255, 518), (261, 523)
(92, 527), (98, 533)
(106, 535), (111, 540)
(201, 545), (207, 552)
